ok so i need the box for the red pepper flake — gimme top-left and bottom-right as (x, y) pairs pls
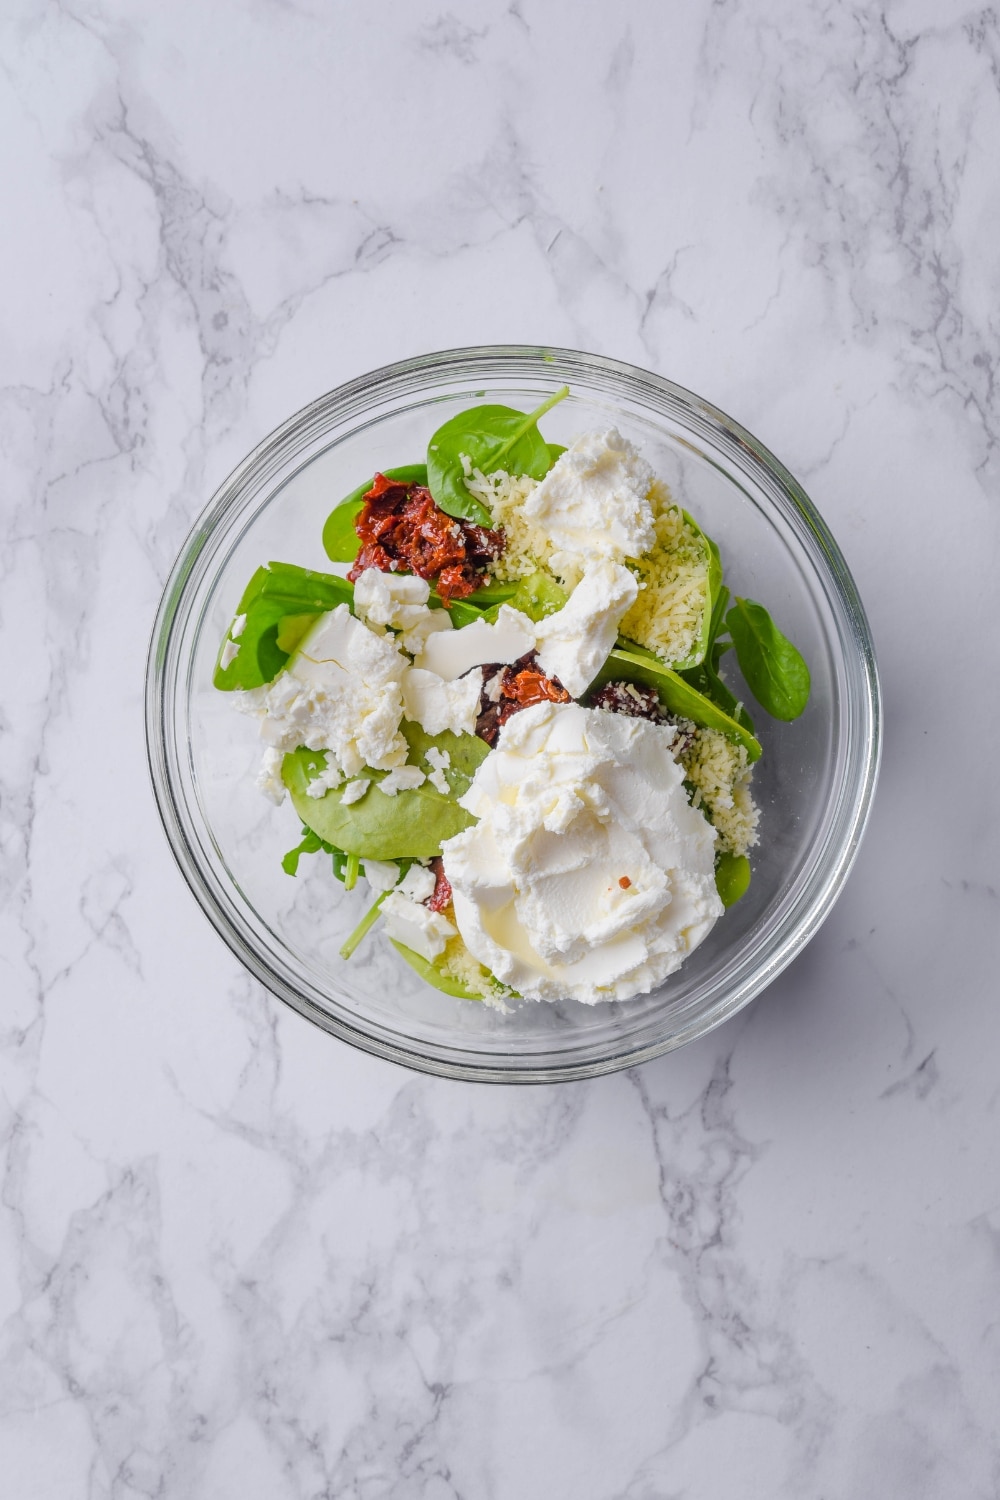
(618, 876), (632, 889)
(348, 475), (505, 605)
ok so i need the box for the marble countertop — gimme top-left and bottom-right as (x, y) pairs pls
(3, 2), (999, 1496)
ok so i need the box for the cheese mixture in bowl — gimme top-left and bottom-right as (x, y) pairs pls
(212, 395), (809, 1009)
(147, 347), (879, 1081)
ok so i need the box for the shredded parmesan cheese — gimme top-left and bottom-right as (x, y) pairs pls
(439, 929), (511, 1009)
(679, 728), (759, 858)
(618, 480), (710, 665)
(463, 467), (549, 582)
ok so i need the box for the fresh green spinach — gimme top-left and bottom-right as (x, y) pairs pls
(321, 464), (428, 563)
(507, 570), (568, 621)
(426, 386), (569, 526)
(282, 721), (490, 859)
(725, 598), (810, 721)
(282, 825), (347, 879)
(715, 852), (751, 907)
(340, 890), (390, 959)
(390, 940), (485, 1000)
(213, 562), (354, 691)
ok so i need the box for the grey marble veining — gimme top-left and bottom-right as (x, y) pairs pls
(2, 1), (999, 1496)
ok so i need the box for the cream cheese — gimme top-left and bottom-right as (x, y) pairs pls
(440, 701), (722, 1003)
(533, 559), (638, 696)
(522, 428), (656, 586)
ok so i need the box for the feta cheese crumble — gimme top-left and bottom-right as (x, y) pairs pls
(441, 701), (723, 1003)
(424, 745), (452, 794)
(353, 569), (453, 655)
(382, 891), (457, 961)
(363, 858), (401, 893)
(242, 605), (409, 777)
(341, 778), (370, 805)
(401, 667), (482, 736)
(378, 765), (426, 797)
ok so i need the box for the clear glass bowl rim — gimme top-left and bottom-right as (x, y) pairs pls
(146, 344), (881, 1083)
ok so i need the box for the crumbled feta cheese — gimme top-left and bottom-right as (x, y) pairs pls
(341, 778), (370, 805)
(305, 761), (344, 799)
(230, 612), (247, 639)
(441, 701), (722, 1003)
(415, 604), (535, 680)
(353, 568), (454, 656)
(425, 745), (452, 794)
(382, 891), (456, 961)
(522, 429), (656, 587)
(364, 858), (401, 894)
(533, 560), (638, 696)
(256, 747), (286, 805)
(401, 666), (482, 736)
(379, 765), (426, 797)
(353, 569), (430, 627)
(247, 605), (408, 777)
(220, 638), (241, 669)
(398, 863), (437, 903)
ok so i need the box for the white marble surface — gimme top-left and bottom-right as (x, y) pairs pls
(2, 1), (999, 1495)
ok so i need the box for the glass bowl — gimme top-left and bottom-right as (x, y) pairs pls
(146, 346), (880, 1083)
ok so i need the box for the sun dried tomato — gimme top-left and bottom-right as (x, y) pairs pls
(475, 652), (570, 746)
(347, 474), (505, 605)
(589, 680), (666, 722)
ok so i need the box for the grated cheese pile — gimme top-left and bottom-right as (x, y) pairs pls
(463, 465), (550, 583)
(680, 728), (759, 858)
(618, 480), (709, 666)
(439, 926), (510, 1009)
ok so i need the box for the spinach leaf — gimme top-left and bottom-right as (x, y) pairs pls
(546, 442), (567, 464)
(282, 722), (490, 859)
(460, 580), (521, 608)
(715, 852), (751, 907)
(680, 656), (756, 735)
(322, 464), (428, 563)
(426, 386), (569, 525)
(506, 570), (568, 622)
(282, 825), (346, 878)
(589, 645), (762, 762)
(390, 940), (486, 1000)
(213, 563), (355, 691)
(445, 597), (491, 629)
(340, 891), (390, 959)
(725, 598), (811, 721)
